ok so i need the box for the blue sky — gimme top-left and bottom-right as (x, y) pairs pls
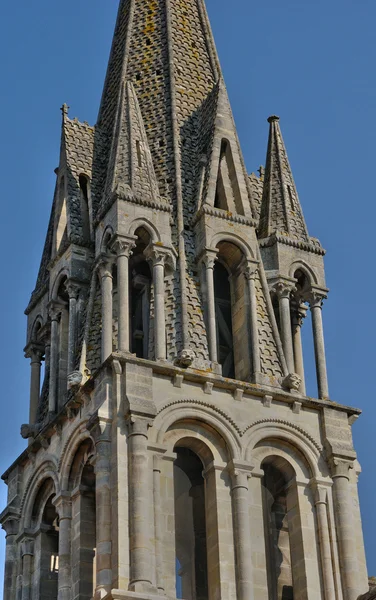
(1, 0), (376, 592)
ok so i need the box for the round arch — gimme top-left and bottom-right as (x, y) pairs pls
(209, 232), (255, 261)
(58, 423), (94, 491)
(153, 401), (241, 461)
(128, 218), (161, 242)
(50, 268), (69, 301)
(21, 462), (59, 529)
(289, 260), (318, 286)
(243, 420), (325, 479)
(99, 225), (114, 254)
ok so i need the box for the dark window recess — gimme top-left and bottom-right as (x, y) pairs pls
(130, 264), (151, 359)
(214, 262), (235, 378)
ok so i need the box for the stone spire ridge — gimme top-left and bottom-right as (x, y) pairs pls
(258, 116), (310, 241)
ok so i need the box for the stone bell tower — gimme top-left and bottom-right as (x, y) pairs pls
(0, 1), (371, 599)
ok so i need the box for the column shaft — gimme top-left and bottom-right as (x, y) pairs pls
(153, 456), (164, 593)
(48, 314), (60, 415)
(205, 260), (218, 363)
(94, 439), (112, 595)
(21, 552), (33, 600)
(3, 525), (18, 600)
(332, 471), (358, 600)
(292, 312), (306, 395)
(314, 489), (336, 600)
(279, 295), (294, 373)
(311, 304), (329, 399)
(29, 351), (43, 424)
(153, 261), (166, 360)
(246, 274), (261, 377)
(128, 419), (154, 592)
(117, 253), (130, 353)
(100, 269), (113, 361)
(54, 497), (72, 600)
(231, 471), (254, 600)
(67, 294), (78, 375)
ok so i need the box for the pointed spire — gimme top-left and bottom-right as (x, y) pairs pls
(259, 116), (309, 241)
(102, 80), (161, 207)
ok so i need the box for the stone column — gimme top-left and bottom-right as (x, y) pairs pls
(24, 343), (44, 425)
(65, 280), (81, 376)
(229, 462), (254, 600)
(312, 484), (336, 600)
(111, 237), (136, 353)
(291, 301), (307, 395)
(330, 459), (358, 600)
(274, 282), (295, 374)
(201, 249), (218, 363)
(48, 302), (62, 416)
(244, 261), (261, 379)
(128, 417), (155, 594)
(309, 292), (329, 399)
(98, 258), (114, 362)
(2, 517), (19, 600)
(21, 539), (34, 600)
(152, 454), (165, 594)
(88, 417), (112, 598)
(53, 493), (72, 600)
(146, 245), (173, 361)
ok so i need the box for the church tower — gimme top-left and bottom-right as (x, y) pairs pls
(0, 1), (371, 599)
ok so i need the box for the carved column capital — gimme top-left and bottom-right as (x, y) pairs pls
(1, 515), (20, 537)
(198, 247), (218, 270)
(21, 539), (34, 557)
(329, 457), (354, 480)
(291, 300), (308, 328)
(47, 300), (65, 322)
(53, 492), (72, 520)
(306, 288), (328, 309)
(65, 279), (81, 300)
(145, 243), (175, 268)
(272, 279), (296, 299)
(128, 416), (153, 438)
(110, 234), (137, 259)
(242, 259), (259, 281)
(86, 413), (112, 444)
(24, 342), (44, 363)
(96, 254), (114, 279)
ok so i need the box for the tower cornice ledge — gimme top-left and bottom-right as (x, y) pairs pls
(259, 232), (326, 256)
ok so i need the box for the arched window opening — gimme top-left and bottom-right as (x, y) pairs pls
(129, 227), (152, 358)
(214, 140), (244, 215)
(31, 481), (59, 600)
(214, 262), (234, 378)
(79, 174), (91, 243)
(262, 457), (298, 600)
(174, 447), (208, 600)
(56, 176), (68, 254)
(56, 278), (69, 409)
(69, 440), (96, 600)
(213, 241), (250, 380)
